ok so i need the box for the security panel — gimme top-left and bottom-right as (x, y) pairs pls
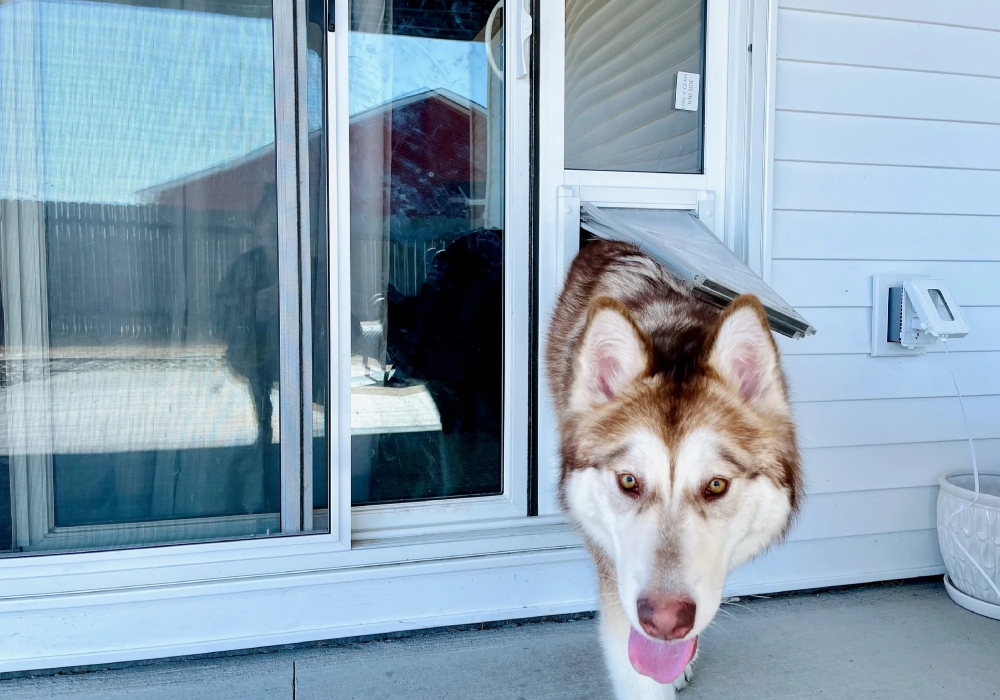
(871, 275), (970, 356)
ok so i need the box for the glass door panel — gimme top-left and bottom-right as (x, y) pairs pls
(565, 0), (707, 173)
(348, 0), (506, 505)
(0, 0), (328, 554)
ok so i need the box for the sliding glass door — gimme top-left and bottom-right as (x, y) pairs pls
(0, 0), (328, 554)
(1, 0), (531, 554)
(335, 0), (530, 526)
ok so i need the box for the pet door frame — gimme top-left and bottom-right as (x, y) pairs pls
(534, 0), (780, 515)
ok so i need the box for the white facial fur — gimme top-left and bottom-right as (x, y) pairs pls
(561, 297), (794, 641)
(565, 427), (793, 639)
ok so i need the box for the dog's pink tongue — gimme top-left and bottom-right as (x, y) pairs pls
(627, 628), (697, 685)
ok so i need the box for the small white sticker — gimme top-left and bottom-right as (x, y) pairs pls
(674, 71), (701, 111)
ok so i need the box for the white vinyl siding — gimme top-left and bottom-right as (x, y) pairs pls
(738, 0), (1000, 589)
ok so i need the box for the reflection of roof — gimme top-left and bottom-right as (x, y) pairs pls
(137, 130), (322, 211)
(142, 89), (486, 213)
(349, 88), (485, 124)
(0, 0), (320, 205)
(136, 142), (277, 205)
(347, 31), (488, 116)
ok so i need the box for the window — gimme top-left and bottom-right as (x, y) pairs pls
(0, 0), (327, 554)
(335, 0), (532, 532)
(346, 0), (506, 505)
(565, 0), (707, 173)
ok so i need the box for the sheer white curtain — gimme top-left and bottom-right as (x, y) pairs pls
(1, 0), (53, 548)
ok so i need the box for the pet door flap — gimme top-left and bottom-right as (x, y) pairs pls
(580, 203), (816, 339)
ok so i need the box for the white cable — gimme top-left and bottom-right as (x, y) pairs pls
(943, 346), (1000, 600)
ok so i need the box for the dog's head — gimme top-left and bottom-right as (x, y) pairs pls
(558, 294), (800, 681)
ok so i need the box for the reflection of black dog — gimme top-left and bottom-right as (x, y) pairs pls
(216, 247), (279, 447)
(385, 229), (503, 440)
(214, 185), (329, 512)
(214, 192), (281, 513)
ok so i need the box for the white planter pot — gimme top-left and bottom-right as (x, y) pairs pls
(938, 470), (1000, 614)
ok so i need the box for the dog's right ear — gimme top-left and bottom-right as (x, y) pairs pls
(569, 298), (652, 411)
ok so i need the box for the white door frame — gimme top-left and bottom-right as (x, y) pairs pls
(336, 0), (533, 537)
(0, 0), (784, 674)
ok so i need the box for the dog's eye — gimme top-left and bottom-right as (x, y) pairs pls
(704, 477), (730, 498)
(618, 473), (639, 494)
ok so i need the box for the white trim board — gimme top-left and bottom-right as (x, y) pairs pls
(0, 529), (944, 673)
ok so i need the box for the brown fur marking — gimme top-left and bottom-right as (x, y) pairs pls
(546, 240), (801, 520)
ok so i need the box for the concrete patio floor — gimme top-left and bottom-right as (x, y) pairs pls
(3, 578), (999, 699)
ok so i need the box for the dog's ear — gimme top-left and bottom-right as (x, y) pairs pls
(570, 298), (652, 411)
(705, 295), (789, 414)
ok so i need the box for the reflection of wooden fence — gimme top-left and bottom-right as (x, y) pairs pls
(3, 201), (258, 344)
(1, 200), (456, 343)
(350, 237), (452, 320)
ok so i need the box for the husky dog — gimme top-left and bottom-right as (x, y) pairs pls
(546, 240), (801, 699)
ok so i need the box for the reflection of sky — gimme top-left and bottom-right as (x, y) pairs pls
(349, 33), (487, 116)
(0, 0), (487, 204)
(0, 0), (318, 204)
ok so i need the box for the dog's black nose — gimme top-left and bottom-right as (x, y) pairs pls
(637, 594), (696, 641)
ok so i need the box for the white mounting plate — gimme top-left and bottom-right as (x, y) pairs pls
(871, 274), (928, 357)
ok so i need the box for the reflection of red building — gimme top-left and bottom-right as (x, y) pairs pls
(145, 89), (488, 227)
(350, 89), (488, 222)
(137, 88), (493, 326)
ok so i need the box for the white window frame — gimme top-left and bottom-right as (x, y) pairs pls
(4, 0), (322, 552)
(339, 0), (533, 538)
(0, 0), (779, 673)
(561, 0), (732, 218)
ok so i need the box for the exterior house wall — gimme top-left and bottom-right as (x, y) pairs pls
(726, 0), (1000, 592)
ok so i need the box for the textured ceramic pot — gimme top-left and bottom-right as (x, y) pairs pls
(938, 470), (1000, 607)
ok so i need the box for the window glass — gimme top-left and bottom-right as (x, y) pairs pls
(0, 0), (326, 554)
(565, 0), (707, 173)
(348, 0), (504, 505)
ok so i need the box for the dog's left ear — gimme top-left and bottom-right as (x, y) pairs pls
(706, 295), (789, 415)
(569, 298), (652, 411)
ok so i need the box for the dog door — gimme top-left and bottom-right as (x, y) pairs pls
(580, 202), (815, 339)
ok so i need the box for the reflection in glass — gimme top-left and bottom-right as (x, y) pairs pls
(565, 0), (707, 173)
(307, 0), (331, 517)
(349, 0), (504, 505)
(0, 0), (327, 554)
